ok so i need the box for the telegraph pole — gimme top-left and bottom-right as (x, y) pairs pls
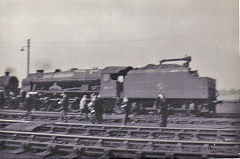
(20, 39), (31, 76)
(27, 39), (30, 76)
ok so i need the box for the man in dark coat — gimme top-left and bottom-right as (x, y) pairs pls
(94, 95), (103, 123)
(9, 92), (17, 109)
(25, 93), (35, 117)
(155, 93), (168, 127)
(0, 90), (5, 108)
(16, 90), (26, 110)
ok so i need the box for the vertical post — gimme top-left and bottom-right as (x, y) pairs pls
(27, 39), (30, 76)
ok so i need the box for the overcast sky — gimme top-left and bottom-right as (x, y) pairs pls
(0, 0), (239, 89)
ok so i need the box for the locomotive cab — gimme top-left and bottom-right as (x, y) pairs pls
(100, 66), (133, 113)
(100, 66), (133, 98)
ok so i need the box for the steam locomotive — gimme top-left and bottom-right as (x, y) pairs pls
(1, 56), (217, 113)
(0, 72), (19, 96)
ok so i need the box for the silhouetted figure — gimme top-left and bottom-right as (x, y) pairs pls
(94, 95), (103, 123)
(49, 82), (62, 91)
(9, 92), (17, 109)
(88, 95), (97, 124)
(33, 93), (43, 111)
(25, 93), (34, 118)
(0, 90), (5, 108)
(58, 93), (69, 122)
(121, 97), (131, 126)
(155, 93), (168, 127)
(79, 95), (89, 121)
(17, 90), (26, 110)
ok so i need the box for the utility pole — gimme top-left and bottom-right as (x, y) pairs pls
(27, 39), (30, 76)
(20, 39), (31, 76)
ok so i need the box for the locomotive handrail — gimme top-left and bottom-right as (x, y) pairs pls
(160, 56), (191, 65)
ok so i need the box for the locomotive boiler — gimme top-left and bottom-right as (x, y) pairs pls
(22, 68), (102, 96)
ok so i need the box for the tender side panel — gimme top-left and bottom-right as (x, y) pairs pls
(124, 70), (211, 99)
(206, 77), (216, 100)
(100, 81), (117, 98)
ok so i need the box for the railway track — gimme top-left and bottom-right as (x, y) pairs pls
(0, 109), (239, 128)
(0, 130), (239, 159)
(0, 119), (239, 143)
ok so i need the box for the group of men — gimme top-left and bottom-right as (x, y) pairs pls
(0, 90), (45, 115)
(59, 93), (104, 123)
(120, 93), (168, 127)
(0, 89), (169, 127)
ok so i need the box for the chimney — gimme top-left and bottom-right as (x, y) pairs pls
(36, 70), (44, 73)
(55, 69), (61, 73)
(5, 72), (10, 76)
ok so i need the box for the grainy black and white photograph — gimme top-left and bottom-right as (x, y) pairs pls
(0, 0), (239, 158)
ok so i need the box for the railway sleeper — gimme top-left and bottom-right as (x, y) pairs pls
(180, 143), (205, 153)
(14, 134), (33, 140)
(1, 140), (25, 152)
(208, 144), (240, 154)
(88, 129), (107, 136)
(127, 140), (150, 150)
(79, 147), (105, 158)
(33, 144), (57, 157)
(130, 131), (150, 139)
(109, 149), (138, 158)
(152, 132), (175, 140)
(152, 142), (178, 151)
(173, 153), (203, 159)
(0, 132), (15, 139)
(178, 133), (195, 140)
(52, 127), (67, 134)
(219, 134), (239, 142)
(161, 128), (181, 133)
(76, 138), (99, 146)
(140, 151), (167, 159)
(54, 136), (76, 144)
(67, 128), (88, 135)
(101, 139), (126, 148)
(231, 121), (240, 126)
(33, 135), (52, 142)
(108, 130), (128, 137)
(197, 134), (217, 141)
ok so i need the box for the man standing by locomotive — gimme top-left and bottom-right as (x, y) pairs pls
(121, 97), (131, 126)
(9, 92), (17, 109)
(59, 93), (69, 122)
(94, 95), (103, 123)
(25, 92), (34, 118)
(79, 95), (89, 121)
(155, 93), (168, 127)
(16, 90), (26, 110)
(0, 90), (5, 108)
(88, 94), (97, 124)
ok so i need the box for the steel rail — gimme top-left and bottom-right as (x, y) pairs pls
(0, 130), (239, 158)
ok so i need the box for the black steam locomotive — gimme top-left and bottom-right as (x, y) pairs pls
(0, 72), (19, 96)
(1, 56), (217, 113)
